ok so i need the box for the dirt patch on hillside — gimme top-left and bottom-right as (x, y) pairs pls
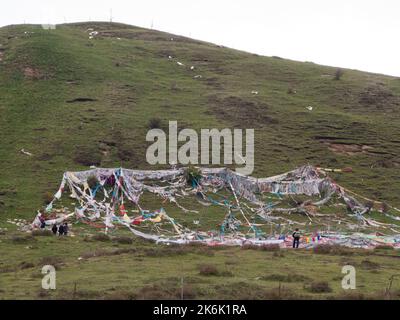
(322, 142), (374, 156)
(23, 67), (42, 79)
(207, 95), (278, 128)
(359, 84), (400, 111)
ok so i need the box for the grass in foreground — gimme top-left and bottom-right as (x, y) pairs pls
(1, 22), (400, 226)
(1, 229), (400, 300)
(1, 22), (400, 300)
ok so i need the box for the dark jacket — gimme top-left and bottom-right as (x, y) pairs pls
(292, 231), (301, 239)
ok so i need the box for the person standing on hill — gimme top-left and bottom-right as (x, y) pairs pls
(58, 224), (65, 236)
(292, 228), (301, 248)
(63, 223), (69, 236)
(39, 214), (46, 229)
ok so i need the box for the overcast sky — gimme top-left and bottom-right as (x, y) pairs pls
(2, 0), (399, 76)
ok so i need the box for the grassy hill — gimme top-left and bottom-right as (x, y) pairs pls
(1, 22), (400, 299)
(1, 21), (400, 217)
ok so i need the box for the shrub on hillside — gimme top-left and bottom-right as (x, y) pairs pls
(148, 117), (162, 129)
(117, 147), (135, 162)
(92, 233), (110, 242)
(199, 264), (219, 276)
(113, 236), (133, 244)
(185, 166), (202, 186)
(19, 261), (35, 270)
(87, 175), (99, 189)
(143, 247), (188, 257)
(241, 243), (280, 251)
(261, 273), (310, 283)
(38, 256), (64, 270)
(361, 259), (380, 270)
(308, 281), (332, 293)
(334, 68), (344, 80)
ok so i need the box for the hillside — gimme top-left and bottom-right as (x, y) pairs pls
(1, 22), (400, 223)
(1, 22), (400, 217)
(1, 21), (400, 300)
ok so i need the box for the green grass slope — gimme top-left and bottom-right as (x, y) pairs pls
(1, 22), (399, 222)
(1, 22), (400, 300)
(2, 233), (400, 299)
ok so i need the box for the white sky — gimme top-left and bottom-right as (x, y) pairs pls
(2, 0), (400, 76)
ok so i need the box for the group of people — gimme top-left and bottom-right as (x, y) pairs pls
(51, 223), (69, 236)
(38, 213), (69, 236)
(39, 216), (69, 236)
